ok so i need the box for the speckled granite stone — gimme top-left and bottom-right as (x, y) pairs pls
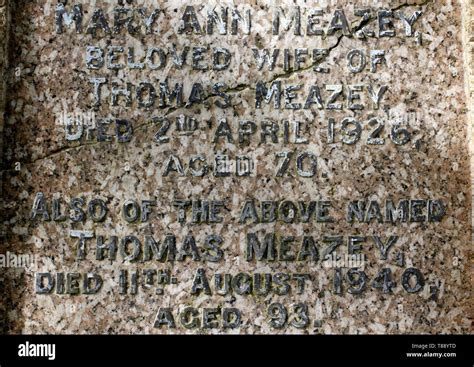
(461, 0), (474, 329)
(0, 0), (11, 333)
(0, 0), (472, 334)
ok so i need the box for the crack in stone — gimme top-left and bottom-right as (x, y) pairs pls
(2, 0), (432, 172)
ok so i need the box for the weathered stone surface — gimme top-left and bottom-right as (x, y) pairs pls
(0, 0), (10, 333)
(0, 0), (472, 334)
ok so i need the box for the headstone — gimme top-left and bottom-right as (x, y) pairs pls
(0, 0), (472, 334)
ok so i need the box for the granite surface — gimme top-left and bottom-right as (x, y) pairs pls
(0, 0), (472, 334)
